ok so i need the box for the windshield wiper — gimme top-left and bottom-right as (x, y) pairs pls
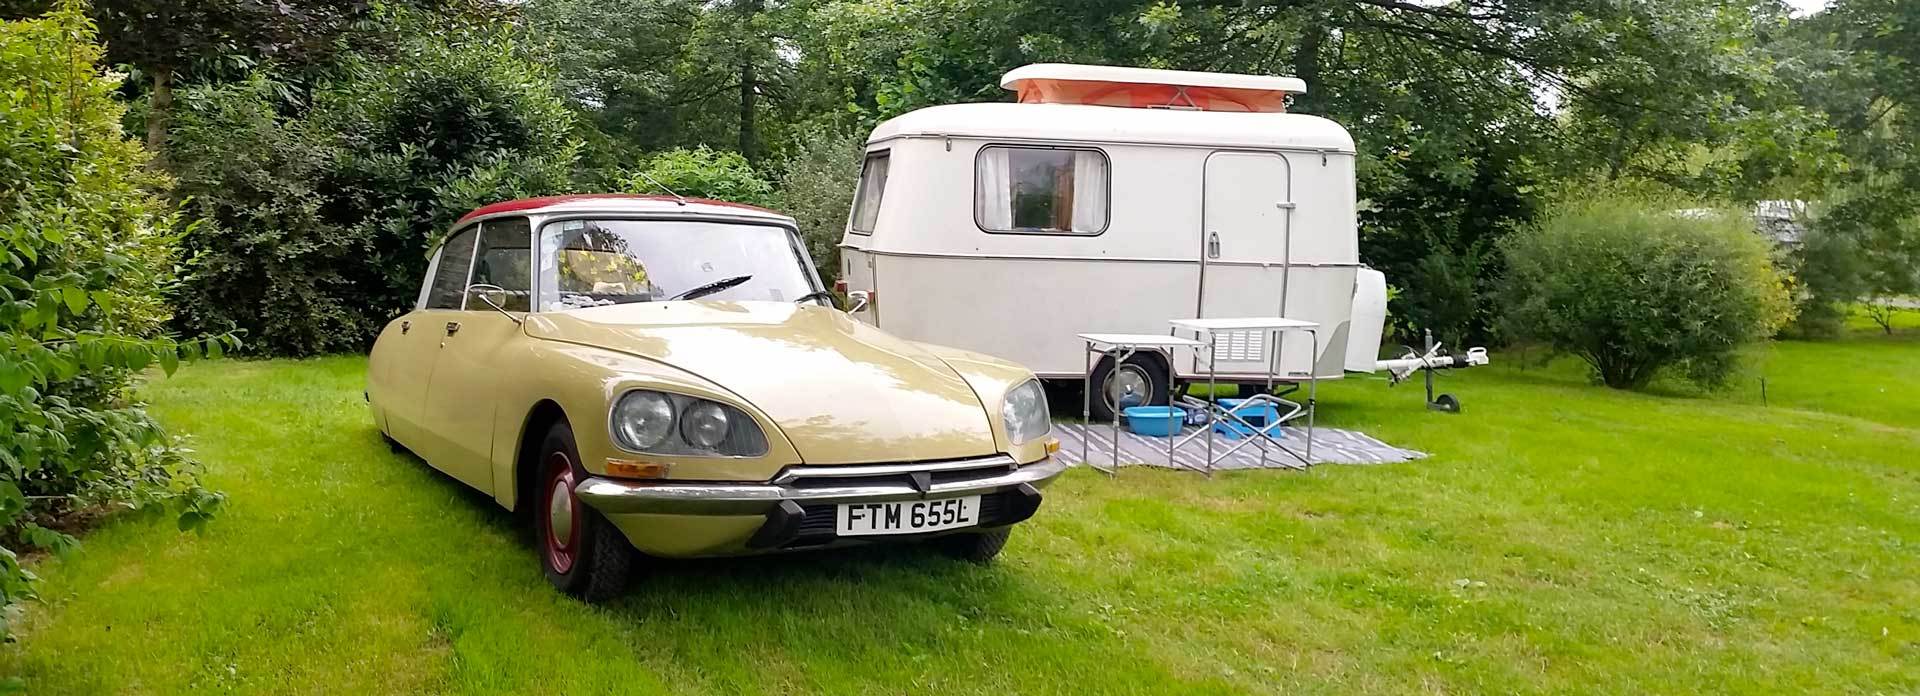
(793, 289), (838, 308)
(669, 274), (753, 301)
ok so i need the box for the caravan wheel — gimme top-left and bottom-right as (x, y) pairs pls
(1087, 353), (1170, 422)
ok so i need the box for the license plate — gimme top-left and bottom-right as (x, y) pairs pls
(836, 496), (981, 536)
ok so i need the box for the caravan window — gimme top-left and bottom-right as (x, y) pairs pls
(849, 151), (889, 234)
(975, 146), (1109, 235)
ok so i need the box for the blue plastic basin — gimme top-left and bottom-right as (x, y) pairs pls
(1218, 398), (1281, 427)
(1122, 406), (1186, 437)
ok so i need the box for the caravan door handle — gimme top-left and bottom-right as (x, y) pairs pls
(1207, 231), (1221, 259)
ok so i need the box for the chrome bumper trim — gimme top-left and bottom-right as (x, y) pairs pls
(769, 454), (1016, 484)
(574, 456), (1068, 515)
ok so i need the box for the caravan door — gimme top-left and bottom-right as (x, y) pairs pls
(1195, 151), (1297, 377)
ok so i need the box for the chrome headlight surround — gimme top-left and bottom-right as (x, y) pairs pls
(609, 390), (769, 457)
(1000, 379), (1050, 446)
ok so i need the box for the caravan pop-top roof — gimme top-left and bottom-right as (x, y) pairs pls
(1001, 63), (1307, 112)
(868, 63), (1350, 152)
(865, 102), (1355, 153)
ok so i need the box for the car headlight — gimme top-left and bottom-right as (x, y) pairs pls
(1000, 379), (1050, 446)
(610, 390), (768, 456)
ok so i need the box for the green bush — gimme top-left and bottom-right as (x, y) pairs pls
(776, 128), (865, 280)
(1500, 195), (1792, 389)
(1, 6), (226, 638)
(620, 147), (776, 207)
(168, 12), (579, 356)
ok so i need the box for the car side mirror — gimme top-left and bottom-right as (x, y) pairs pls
(846, 289), (871, 314)
(466, 283), (523, 324)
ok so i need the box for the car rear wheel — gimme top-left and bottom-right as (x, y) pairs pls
(537, 422), (635, 602)
(936, 528), (1012, 563)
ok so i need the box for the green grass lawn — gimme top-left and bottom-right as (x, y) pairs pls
(5, 325), (1919, 694)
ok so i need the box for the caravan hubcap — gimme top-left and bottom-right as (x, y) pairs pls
(1103, 365), (1151, 411)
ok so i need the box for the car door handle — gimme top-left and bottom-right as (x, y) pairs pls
(445, 321), (460, 336)
(400, 320), (410, 335)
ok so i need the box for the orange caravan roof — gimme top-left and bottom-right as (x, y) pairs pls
(1000, 64), (1307, 113)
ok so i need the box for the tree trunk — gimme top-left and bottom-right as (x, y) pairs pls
(736, 0), (763, 164)
(739, 58), (756, 163)
(1291, 16), (1326, 114)
(147, 66), (174, 158)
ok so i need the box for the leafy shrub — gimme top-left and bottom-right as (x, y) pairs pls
(1393, 246), (1496, 349)
(620, 147), (776, 207)
(776, 128), (865, 280)
(168, 76), (363, 355)
(1500, 195), (1792, 389)
(1788, 203), (1920, 337)
(1, 6), (226, 638)
(168, 11), (579, 356)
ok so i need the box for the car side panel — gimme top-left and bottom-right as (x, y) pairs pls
(417, 311), (522, 491)
(368, 312), (442, 448)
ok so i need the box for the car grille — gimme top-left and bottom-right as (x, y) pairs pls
(774, 455), (1018, 490)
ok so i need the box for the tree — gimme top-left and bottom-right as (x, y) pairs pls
(81, 0), (366, 153)
(523, 0), (794, 165)
(1776, 0), (1920, 334)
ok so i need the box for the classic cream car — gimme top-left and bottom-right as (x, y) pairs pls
(367, 194), (1066, 600)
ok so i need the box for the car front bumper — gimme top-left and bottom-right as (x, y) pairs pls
(573, 455), (1068, 556)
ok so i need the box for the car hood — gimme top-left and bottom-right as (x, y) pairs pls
(524, 301), (999, 465)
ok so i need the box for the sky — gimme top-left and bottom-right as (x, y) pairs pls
(1786, 0), (1831, 16)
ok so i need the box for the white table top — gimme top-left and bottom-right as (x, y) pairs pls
(1169, 317), (1319, 332)
(1076, 333), (1207, 348)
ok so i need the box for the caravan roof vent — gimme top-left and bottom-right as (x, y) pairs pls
(1000, 63), (1306, 113)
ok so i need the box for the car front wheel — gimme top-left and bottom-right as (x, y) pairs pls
(536, 422), (635, 601)
(937, 527), (1012, 563)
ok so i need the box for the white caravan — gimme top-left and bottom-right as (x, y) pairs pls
(837, 64), (1398, 418)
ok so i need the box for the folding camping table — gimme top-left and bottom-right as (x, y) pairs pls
(1167, 317), (1320, 474)
(1075, 333), (1207, 475)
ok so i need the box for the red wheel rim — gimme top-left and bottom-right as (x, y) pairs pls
(541, 452), (581, 575)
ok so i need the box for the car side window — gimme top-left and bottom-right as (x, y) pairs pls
(471, 217), (533, 312)
(424, 225), (480, 310)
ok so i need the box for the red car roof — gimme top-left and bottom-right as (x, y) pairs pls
(456, 194), (782, 224)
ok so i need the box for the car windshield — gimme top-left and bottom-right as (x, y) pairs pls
(537, 218), (817, 309)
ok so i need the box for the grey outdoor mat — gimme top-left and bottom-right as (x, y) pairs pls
(1050, 421), (1427, 470)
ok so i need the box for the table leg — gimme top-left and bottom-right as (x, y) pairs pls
(1082, 341), (1097, 474)
(1166, 345), (1178, 470)
(1111, 347), (1131, 474)
(1307, 330), (1318, 464)
(1205, 334), (1217, 477)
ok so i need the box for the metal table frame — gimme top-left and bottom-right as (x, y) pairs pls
(1167, 317), (1320, 475)
(1075, 333), (1207, 475)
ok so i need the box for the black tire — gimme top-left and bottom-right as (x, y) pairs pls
(1087, 353), (1171, 422)
(380, 430), (407, 453)
(937, 528), (1012, 563)
(535, 422), (635, 602)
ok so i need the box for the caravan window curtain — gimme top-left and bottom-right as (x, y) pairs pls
(975, 145), (1108, 235)
(849, 151), (890, 234)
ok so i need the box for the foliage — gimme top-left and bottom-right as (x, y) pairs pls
(1775, 0), (1920, 335)
(523, 0), (789, 166)
(167, 9), (579, 356)
(1500, 194), (1792, 389)
(775, 128), (866, 280)
(619, 147), (775, 208)
(0, 5), (226, 639)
